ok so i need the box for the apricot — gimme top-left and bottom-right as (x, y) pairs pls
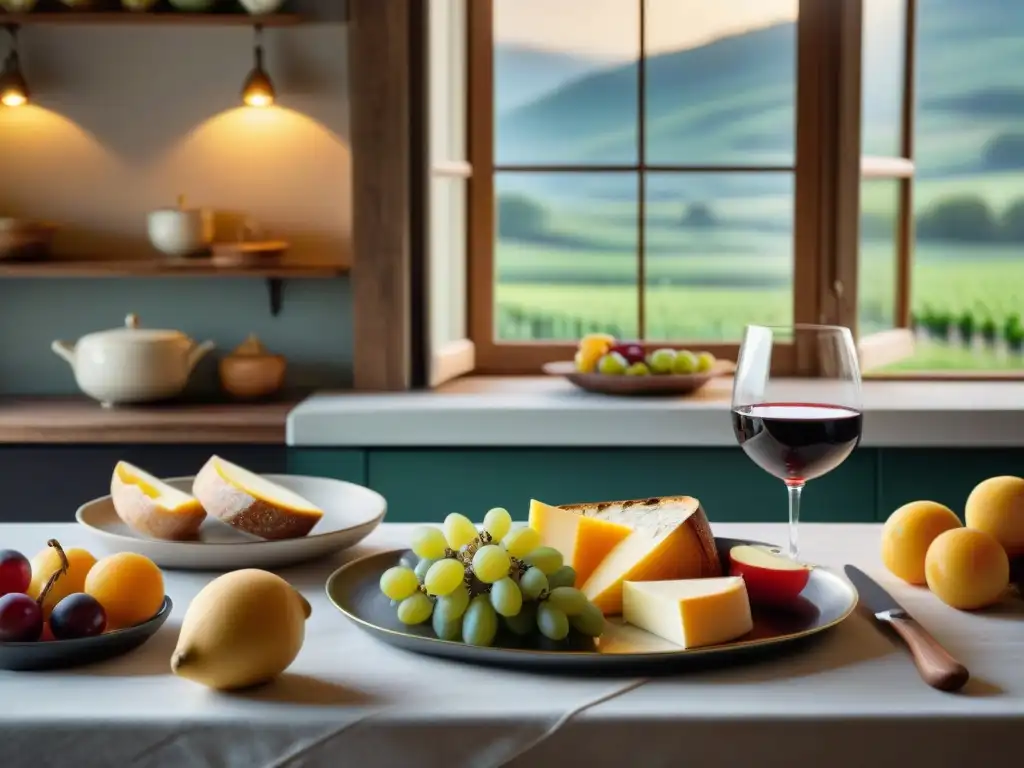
(881, 501), (962, 585)
(965, 475), (1024, 557)
(28, 546), (97, 617)
(85, 552), (165, 629)
(925, 528), (1009, 610)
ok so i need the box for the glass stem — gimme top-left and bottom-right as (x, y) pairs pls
(786, 482), (804, 560)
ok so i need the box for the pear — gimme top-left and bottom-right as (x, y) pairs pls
(171, 569), (311, 690)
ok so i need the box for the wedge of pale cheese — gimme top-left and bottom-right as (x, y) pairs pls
(572, 496), (721, 615)
(528, 499), (632, 587)
(193, 456), (323, 540)
(111, 461), (207, 541)
(623, 577), (753, 649)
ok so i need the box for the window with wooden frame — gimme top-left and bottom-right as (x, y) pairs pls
(460, 0), (1024, 380)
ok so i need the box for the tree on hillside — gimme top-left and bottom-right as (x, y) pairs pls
(1002, 198), (1024, 242)
(497, 194), (548, 240)
(983, 133), (1024, 171)
(916, 195), (998, 242)
(680, 202), (717, 228)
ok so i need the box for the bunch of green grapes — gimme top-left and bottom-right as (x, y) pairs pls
(378, 508), (606, 647)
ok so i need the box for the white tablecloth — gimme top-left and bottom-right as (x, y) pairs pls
(1, 523), (1021, 768)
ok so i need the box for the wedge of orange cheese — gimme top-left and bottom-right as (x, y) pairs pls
(550, 496), (721, 615)
(528, 499), (633, 587)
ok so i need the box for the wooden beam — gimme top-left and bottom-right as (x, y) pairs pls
(348, 0), (414, 391)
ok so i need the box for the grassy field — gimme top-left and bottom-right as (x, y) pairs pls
(494, 181), (1024, 371)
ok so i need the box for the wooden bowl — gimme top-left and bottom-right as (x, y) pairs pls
(0, 220), (58, 262)
(543, 359), (735, 396)
(219, 353), (287, 399)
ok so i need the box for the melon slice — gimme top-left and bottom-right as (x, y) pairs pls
(111, 461), (207, 541)
(193, 456), (323, 540)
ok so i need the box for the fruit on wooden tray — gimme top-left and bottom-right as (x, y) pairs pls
(28, 543), (97, 617)
(965, 475), (1024, 558)
(623, 576), (753, 649)
(881, 500), (962, 585)
(596, 351), (628, 375)
(625, 362), (650, 376)
(84, 552), (165, 629)
(728, 545), (812, 606)
(572, 333), (719, 376)
(610, 342), (646, 365)
(559, 496), (721, 614)
(575, 333), (617, 373)
(49, 593), (107, 640)
(171, 569), (310, 690)
(672, 350), (699, 374)
(386, 510), (608, 647)
(0, 549), (31, 597)
(925, 528), (1009, 611)
(110, 460), (207, 541)
(528, 499), (632, 587)
(193, 455), (324, 541)
(646, 348), (677, 374)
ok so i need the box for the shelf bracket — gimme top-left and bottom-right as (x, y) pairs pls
(267, 278), (283, 316)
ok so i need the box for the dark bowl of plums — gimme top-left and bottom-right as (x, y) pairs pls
(0, 541), (172, 672)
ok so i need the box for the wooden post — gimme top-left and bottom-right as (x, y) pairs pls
(348, 0), (415, 390)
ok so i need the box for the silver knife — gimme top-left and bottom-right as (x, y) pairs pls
(845, 565), (970, 692)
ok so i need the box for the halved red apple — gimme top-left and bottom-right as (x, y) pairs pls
(729, 545), (812, 606)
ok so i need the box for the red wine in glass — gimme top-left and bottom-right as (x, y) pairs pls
(732, 403), (863, 484)
(732, 324), (863, 559)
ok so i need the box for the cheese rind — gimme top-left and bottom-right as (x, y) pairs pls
(528, 499), (632, 587)
(622, 577), (753, 649)
(560, 495), (721, 578)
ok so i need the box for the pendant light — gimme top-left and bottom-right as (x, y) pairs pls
(0, 25), (29, 108)
(241, 24), (275, 108)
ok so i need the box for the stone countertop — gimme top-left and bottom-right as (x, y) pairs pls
(287, 377), (1024, 447)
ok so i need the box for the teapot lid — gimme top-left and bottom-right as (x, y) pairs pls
(83, 314), (189, 344)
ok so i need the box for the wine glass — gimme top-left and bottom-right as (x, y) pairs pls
(731, 325), (863, 559)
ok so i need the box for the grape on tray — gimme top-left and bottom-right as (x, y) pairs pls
(379, 509), (607, 649)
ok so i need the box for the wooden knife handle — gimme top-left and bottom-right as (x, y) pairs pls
(887, 615), (970, 692)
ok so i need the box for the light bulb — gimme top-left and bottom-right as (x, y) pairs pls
(0, 26), (28, 108)
(241, 24), (275, 108)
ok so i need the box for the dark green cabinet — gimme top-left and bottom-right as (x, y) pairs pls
(876, 449), (1024, 521)
(287, 449), (366, 486)
(366, 448), (877, 524)
(4, 444), (1018, 526)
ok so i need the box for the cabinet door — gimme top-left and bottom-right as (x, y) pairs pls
(287, 449), (367, 486)
(367, 448), (877, 524)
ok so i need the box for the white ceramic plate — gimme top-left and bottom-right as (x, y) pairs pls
(75, 474), (386, 571)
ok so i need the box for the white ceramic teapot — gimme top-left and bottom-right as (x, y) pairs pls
(52, 314), (215, 407)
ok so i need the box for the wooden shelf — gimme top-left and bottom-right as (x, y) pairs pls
(0, 397), (298, 444)
(0, 258), (348, 278)
(0, 11), (305, 27)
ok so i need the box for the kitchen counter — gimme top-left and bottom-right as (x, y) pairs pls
(1, 522), (1020, 768)
(0, 397), (297, 444)
(288, 376), (1024, 447)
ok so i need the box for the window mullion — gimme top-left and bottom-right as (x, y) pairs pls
(636, 0), (647, 340)
(895, 0), (918, 329)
